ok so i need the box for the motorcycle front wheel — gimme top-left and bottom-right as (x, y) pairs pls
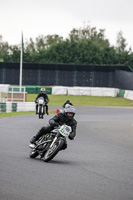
(43, 139), (64, 162)
(39, 106), (42, 119)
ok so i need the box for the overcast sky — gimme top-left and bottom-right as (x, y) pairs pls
(0, 0), (133, 49)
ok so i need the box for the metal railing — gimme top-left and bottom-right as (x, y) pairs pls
(0, 86), (26, 103)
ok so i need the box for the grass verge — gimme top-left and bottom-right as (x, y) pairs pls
(27, 94), (133, 107)
(0, 110), (56, 118)
(1, 94), (133, 118)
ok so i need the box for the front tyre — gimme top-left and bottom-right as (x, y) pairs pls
(43, 139), (64, 162)
(39, 106), (42, 119)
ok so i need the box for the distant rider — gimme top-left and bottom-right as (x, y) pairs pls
(30, 106), (77, 150)
(62, 99), (73, 108)
(35, 88), (49, 115)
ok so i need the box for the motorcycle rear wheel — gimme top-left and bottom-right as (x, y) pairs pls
(43, 139), (64, 162)
(29, 150), (39, 158)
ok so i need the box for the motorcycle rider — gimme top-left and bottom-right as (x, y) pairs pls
(30, 106), (77, 150)
(62, 99), (73, 108)
(35, 88), (49, 115)
(59, 100), (73, 114)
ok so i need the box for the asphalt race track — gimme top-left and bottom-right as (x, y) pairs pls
(0, 106), (133, 200)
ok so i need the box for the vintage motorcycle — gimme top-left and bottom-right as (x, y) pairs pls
(37, 97), (46, 119)
(29, 124), (72, 162)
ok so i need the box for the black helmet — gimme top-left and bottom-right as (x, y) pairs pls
(66, 100), (70, 103)
(64, 106), (76, 119)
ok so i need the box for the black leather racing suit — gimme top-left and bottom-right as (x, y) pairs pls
(30, 112), (77, 149)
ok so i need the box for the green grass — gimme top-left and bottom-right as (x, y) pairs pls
(1, 94), (133, 118)
(0, 110), (56, 118)
(0, 111), (35, 118)
(27, 94), (133, 107)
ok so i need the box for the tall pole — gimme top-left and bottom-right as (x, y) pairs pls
(19, 32), (23, 92)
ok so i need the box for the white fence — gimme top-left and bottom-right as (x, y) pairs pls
(17, 102), (35, 112)
(1, 85), (133, 113)
(124, 90), (133, 100)
(52, 86), (119, 97)
(0, 85), (26, 102)
(0, 102), (35, 113)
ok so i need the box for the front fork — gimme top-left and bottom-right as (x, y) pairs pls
(49, 130), (61, 148)
(49, 136), (58, 148)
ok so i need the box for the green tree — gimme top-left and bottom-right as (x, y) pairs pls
(1, 24), (133, 68)
(0, 35), (10, 61)
(116, 31), (127, 52)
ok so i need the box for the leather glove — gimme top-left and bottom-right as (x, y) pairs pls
(51, 122), (59, 127)
(51, 122), (59, 128)
(68, 135), (74, 140)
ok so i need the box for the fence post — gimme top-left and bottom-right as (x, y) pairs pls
(12, 103), (17, 112)
(0, 103), (6, 112)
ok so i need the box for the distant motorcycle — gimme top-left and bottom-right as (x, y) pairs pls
(29, 124), (72, 162)
(37, 97), (46, 119)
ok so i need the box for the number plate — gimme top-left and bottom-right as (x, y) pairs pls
(59, 125), (72, 137)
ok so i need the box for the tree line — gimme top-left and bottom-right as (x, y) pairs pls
(0, 25), (133, 68)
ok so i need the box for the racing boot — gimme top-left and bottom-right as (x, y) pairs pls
(30, 136), (37, 144)
(29, 134), (39, 148)
(45, 105), (49, 115)
(36, 104), (38, 114)
(29, 136), (37, 148)
(30, 127), (46, 144)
